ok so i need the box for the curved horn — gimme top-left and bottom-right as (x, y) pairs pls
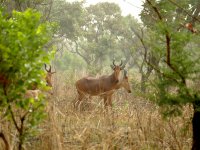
(120, 60), (126, 69)
(49, 65), (52, 72)
(119, 60), (123, 66)
(51, 66), (56, 74)
(44, 64), (51, 72)
(44, 64), (48, 72)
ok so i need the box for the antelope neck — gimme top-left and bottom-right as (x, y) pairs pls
(110, 72), (119, 84)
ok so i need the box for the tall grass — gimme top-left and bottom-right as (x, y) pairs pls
(0, 71), (192, 150)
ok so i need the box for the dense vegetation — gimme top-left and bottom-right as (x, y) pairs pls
(0, 0), (200, 149)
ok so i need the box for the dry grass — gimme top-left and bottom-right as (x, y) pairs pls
(0, 71), (193, 150)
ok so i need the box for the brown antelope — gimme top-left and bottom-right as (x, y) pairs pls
(44, 64), (56, 87)
(25, 89), (41, 100)
(75, 60), (132, 109)
(25, 64), (56, 99)
(102, 69), (131, 107)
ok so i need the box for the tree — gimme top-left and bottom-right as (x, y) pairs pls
(0, 9), (56, 149)
(1, 0), (54, 21)
(51, 1), (138, 73)
(120, 15), (159, 93)
(140, 0), (200, 149)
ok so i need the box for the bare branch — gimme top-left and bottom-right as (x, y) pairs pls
(43, 0), (54, 22)
(0, 132), (10, 150)
(8, 105), (20, 133)
(132, 26), (179, 83)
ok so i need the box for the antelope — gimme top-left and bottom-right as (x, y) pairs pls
(44, 64), (56, 87)
(75, 60), (132, 109)
(102, 69), (131, 108)
(25, 89), (41, 100)
(25, 64), (56, 99)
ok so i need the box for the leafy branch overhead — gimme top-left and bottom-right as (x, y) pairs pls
(0, 8), (56, 149)
(141, 0), (200, 115)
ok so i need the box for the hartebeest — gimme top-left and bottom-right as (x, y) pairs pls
(44, 64), (56, 87)
(101, 69), (131, 107)
(25, 89), (41, 99)
(25, 64), (56, 99)
(75, 60), (132, 109)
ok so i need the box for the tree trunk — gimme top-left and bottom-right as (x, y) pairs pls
(140, 65), (153, 93)
(192, 100), (200, 150)
(140, 73), (146, 93)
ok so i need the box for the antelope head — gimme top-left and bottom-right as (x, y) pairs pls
(110, 60), (126, 83)
(122, 69), (131, 93)
(44, 64), (56, 87)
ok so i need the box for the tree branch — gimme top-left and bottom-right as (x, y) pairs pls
(2, 85), (20, 133)
(0, 132), (10, 150)
(167, 0), (200, 24)
(146, 0), (171, 64)
(43, 0), (53, 22)
(74, 41), (91, 65)
(8, 105), (20, 133)
(132, 26), (179, 83)
(146, 0), (187, 84)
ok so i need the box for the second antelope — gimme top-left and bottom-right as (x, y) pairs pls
(44, 64), (56, 87)
(25, 64), (56, 99)
(75, 60), (132, 109)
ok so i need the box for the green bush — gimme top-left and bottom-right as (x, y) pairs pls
(0, 9), (56, 149)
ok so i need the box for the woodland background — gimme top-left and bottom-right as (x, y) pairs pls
(0, 0), (200, 149)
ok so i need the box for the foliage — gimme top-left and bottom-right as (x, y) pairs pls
(0, 0), (54, 21)
(51, 1), (140, 73)
(0, 8), (56, 148)
(54, 50), (86, 71)
(141, 0), (200, 115)
(140, 1), (200, 148)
